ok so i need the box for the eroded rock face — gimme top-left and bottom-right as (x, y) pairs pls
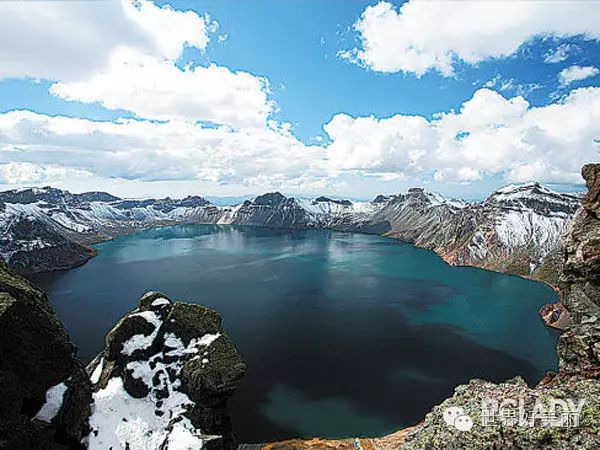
(1, 214), (97, 275)
(84, 291), (246, 450)
(552, 164), (600, 379)
(561, 163), (600, 321)
(397, 376), (600, 450)
(0, 259), (92, 448)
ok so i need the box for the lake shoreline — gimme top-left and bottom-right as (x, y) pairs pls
(24, 221), (562, 291)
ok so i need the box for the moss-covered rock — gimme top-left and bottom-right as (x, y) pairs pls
(164, 301), (222, 341)
(105, 313), (158, 363)
(86, 291), (245, 450)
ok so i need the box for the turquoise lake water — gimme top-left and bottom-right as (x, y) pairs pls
(31, 224), (559, 442)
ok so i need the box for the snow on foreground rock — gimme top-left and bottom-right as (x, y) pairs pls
(84, 291), (246, 450)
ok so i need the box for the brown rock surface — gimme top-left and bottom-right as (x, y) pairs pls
(540, 302), (571, 330)
(258, 427), (415, 450)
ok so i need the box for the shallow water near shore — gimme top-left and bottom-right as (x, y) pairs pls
(31, 224), (559, 442)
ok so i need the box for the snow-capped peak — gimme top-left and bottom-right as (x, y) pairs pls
(486, 182), (582, 213)
(491, 182), (554, 199)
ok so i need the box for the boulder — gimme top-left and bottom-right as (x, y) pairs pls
(85, 292), (245, 450)
(540, 302), (571, 330)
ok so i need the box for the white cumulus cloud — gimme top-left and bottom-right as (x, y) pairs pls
(0, 0), (211, 81)
(345, 1), (600, 76)
(1, 87), (598, 191)
(0, 162), (92, 185)
(50, 49), (273, 128)
(558, 65), (600, 86)
(325, 87), (600, 184)
(0, 0), (272, 129)
(0, 110), (327, 189)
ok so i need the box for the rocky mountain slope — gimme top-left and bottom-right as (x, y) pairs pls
(0, 183), (580, 283)
(0, 260), (245, 449)
(255, 163), (600, 450)
(377, 183), (581, 284)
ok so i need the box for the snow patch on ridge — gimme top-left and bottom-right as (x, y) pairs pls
(90, 357), (104, 384)
(163, 332), (221, 359)
(121, 311), (162, 356)
(85, 377), (203, 450)
(34, 381), (68, 423)
(495, 210), (567, 256)
(151, 297), (171, 307)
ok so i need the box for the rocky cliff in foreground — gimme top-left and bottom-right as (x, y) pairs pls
(0, 262), (245, 449)
(0, 258), (92, 448)
(0, 183), (581, 284)
(85, 292), (246, 450)
(262, 164), (600, 450)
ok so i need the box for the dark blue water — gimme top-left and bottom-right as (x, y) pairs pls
(31, 225), (559, 442)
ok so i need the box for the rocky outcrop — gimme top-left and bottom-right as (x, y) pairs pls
(0, 212), (97, 274)
(257, 165), (600, 450)
(560, 164), (600, 322)
(8, 240), (97, 274)
(554, 163), (600, 378)
(0, 258), (92, 448)
(0, 257), (245, 449)
(539, 302), (571, 330)
(394, 375), (599, 449)
(85, 291), (246, 450)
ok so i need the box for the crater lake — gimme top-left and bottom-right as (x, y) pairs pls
(30, 224), (560, 443)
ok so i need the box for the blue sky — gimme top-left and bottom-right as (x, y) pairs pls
(0, 0), (599, 200)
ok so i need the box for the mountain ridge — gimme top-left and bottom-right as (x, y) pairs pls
(0, 183), (582, 283)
